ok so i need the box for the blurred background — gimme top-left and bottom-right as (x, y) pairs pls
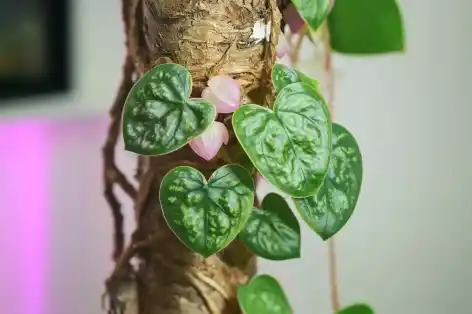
(1, 0), (471, 314)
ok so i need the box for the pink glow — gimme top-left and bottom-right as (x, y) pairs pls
(0, 121), (49, 314)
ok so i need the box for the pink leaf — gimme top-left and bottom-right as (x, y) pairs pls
(189, 121), (229, 161)
(202, 75), (241, 114)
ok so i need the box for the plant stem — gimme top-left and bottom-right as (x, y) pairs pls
(328, 238), (340, 313)
(323, 21), (340, 314)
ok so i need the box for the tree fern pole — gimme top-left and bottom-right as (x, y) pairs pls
(103, 0), (281, 313)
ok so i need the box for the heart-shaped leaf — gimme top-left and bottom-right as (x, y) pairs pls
(122, 63), (216, 156)
(328, 0), (404, 54)
(293, 123), (362, 240)
(338, 304), (374, 314)
(239, 193), (300, 260)
(159, 164), (254, 257)
(291, 0), (331, 31)
(232, 82), (331, 198)
(272, 63), (320, 94)
(237, 274), (292, 314)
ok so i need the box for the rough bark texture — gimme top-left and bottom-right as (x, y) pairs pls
(104, 0), (281, 313)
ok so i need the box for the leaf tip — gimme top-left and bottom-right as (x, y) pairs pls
(199, 251), (213, 258)
(123, 142), (139, 155)
(319, 233), (333, 241)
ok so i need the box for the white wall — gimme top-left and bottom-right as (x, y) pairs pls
(0, 0), (125, 119)
(1, 0), (472, 314)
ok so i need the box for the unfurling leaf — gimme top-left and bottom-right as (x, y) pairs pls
(293, 123), (363, 240)
(189, 121), (229, 161)
(338, 304), (374, 314)
(159, 165), (254, 257)
(202, 75), (241, 114)
(328, 0), (405, 54)
(291, 0), (331, 31)
(122, 63), (216, 156)
(272, 63), (320, 94)
(239, 193), (300, 260)
(232, 82), (331, 198)
(237, 274), (292, 314)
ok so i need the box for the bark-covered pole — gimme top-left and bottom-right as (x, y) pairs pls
(103, 0), (281, 313)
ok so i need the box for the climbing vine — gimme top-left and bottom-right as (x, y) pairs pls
(103, 0), (404, 313)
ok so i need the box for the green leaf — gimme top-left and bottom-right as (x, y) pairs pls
(159, 164), (254, 257)
(328, 0), (405, 54)
(338, 304), (374, 314)
(239, 193), (300, 260)
(293, 123), (362, 240)
(237, 274), (292, 314)
(232, 82), (331, 198)
(291, 0), (331, 31)
(122, 63), (216, 156)
(272, 63), (320, 94)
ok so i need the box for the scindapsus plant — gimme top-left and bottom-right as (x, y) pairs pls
(102, 0), (404, 313)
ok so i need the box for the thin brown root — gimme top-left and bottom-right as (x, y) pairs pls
(110, 235), (155, 280)
(261, 0), (280, 107)
(192, 270), (231, 300)
(186, 273), (220, 314)
(102, 54), (137, 261)
(207, 39), (237, 78)
(135, 156), (144, 180)
(129, 0), (148, 74)
(133, 168), (157, 223)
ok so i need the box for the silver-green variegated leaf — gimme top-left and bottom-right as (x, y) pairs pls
(272, 63), (320, 93)
(293, 123), (362, 240)
(291, 0), (331, 31)
(122, 63), (216, 156)
(232, 82), (331, 198)
(239, 193), (300, 260)
(237, 274), (292, 314)
(159, 164), (254, 257)
(338, 304), (374, 314)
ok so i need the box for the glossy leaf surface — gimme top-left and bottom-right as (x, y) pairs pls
(293, 123), (362, 240)
(237, 274), (292, 314)
(122, 63), (216, 155)
(291, 0), (331, 31)
(328, 0), (404, 54)
(272, 63), (320, 94)
(338, 304), (374, 314)
(159, 164), (254, 257)
(233, 82), (331, 198)
(239, 193), (300, 260)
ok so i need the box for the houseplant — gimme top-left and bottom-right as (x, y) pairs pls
(102, 0), (404, 313)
